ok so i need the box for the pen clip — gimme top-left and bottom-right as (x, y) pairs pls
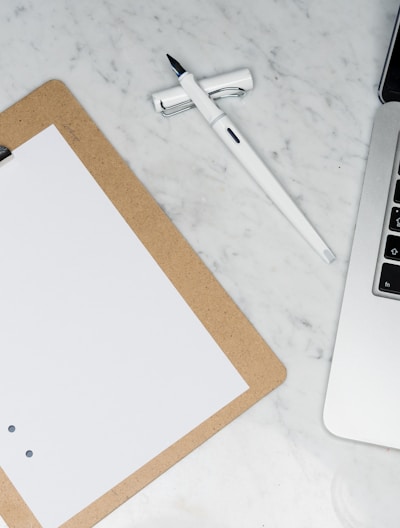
(160, 86), (247, 117)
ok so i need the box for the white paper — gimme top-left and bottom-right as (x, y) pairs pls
(0, 126), (248, 528)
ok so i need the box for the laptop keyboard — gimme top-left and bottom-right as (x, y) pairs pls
(374, 152), (400, 298)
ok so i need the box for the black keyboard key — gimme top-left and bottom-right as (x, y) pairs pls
(384, 235), (400, 260)
(395, 180), (400, 203)
(379, 263), (400, 294)
(389, 207), (400, 231)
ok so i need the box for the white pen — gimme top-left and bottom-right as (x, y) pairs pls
(166, 54), (335, 264)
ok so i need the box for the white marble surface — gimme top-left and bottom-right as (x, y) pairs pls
(1, 1), (400, 527)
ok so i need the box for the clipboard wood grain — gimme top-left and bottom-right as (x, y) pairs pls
(0, 80), (286, 528)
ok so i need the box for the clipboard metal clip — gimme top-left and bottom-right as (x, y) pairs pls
(0, 145), (12, 166)
(160, 86), (247, 117)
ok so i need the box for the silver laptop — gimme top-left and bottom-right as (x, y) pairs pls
(324, 101), (400, 448)
(324, 10), (400, 448)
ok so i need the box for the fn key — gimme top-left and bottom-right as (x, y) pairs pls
(379, 263), (400, 295)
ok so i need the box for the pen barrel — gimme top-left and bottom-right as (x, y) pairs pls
(179, 73), (224, 123)
(212, 115), (333, 261)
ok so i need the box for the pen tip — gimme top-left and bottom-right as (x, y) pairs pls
(166, 54), (186, 77)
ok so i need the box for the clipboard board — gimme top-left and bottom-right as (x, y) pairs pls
(0, 80), (286, 528)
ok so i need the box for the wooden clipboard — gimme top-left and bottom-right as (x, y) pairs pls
(0, 81), (286, 528)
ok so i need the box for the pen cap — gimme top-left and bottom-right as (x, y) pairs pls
(152, 68), (253, 113)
